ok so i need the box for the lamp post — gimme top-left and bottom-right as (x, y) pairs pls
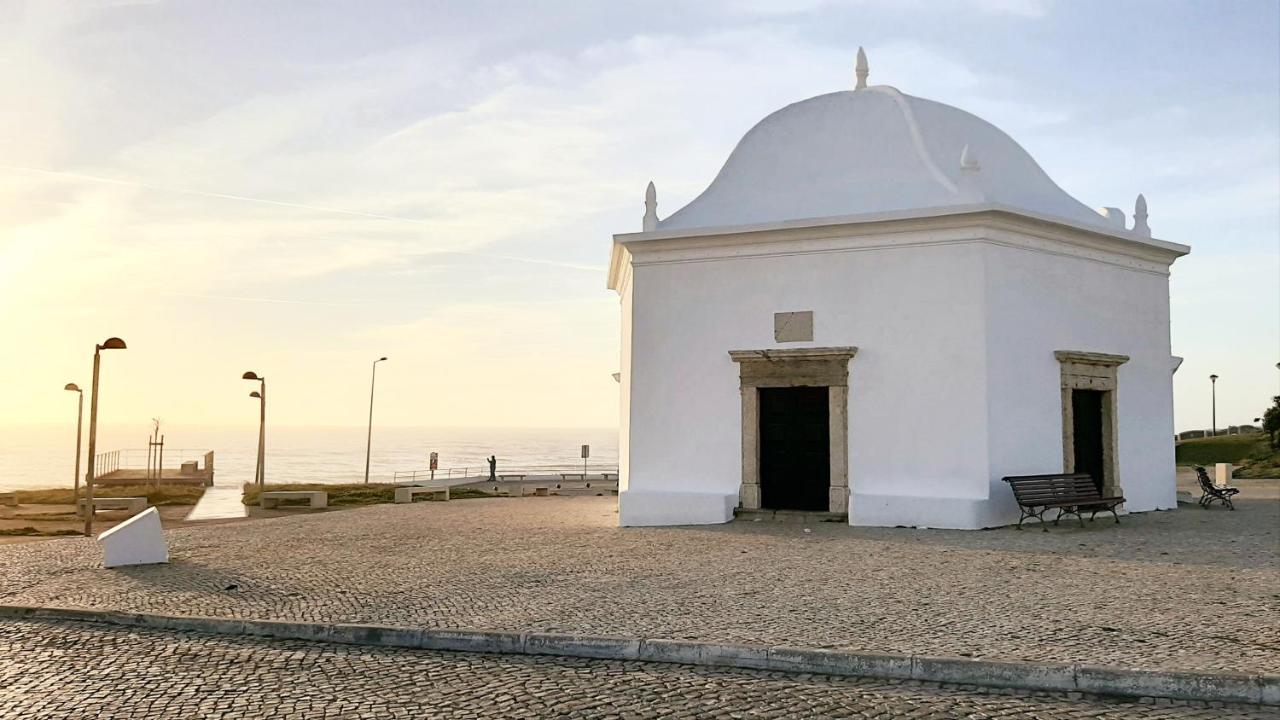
(243, 372), (265, 488)
(1209, 374), (1219, 437)
(64, 383), (83, 501)
(85, 337), (126, 537)
(364, 357), (387, 484)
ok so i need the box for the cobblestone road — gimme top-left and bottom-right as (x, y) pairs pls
(1, 495), (1276, 675)
(2, 620), (1275, 720)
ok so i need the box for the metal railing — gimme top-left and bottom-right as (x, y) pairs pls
(392, 463), (619, 484)
(94, 448), (211, 472)
(93, 450), (122, 475)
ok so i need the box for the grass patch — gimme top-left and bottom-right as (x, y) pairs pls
(16, 485), (205, 506)
(0, 526), (83, 537)
(242, 483), (493, 507)
(1175, 434), (1267, 465)
(1175, 434), (1280, 479)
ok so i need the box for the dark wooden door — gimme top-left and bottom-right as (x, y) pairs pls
(759, 386), (830, 511)
(1071, 389), (1105, 493)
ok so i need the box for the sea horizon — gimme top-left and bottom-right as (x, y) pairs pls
(0, 423), (619, 492)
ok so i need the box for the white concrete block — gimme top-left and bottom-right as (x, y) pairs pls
(98, 506), (169, 568)
(1214, 463), (1234, 487)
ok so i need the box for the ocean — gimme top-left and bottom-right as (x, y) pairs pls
(0, 424), (618, 492)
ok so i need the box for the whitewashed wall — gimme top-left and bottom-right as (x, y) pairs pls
(617, 223), (1181, 529)
(983, 243), (1177, 521)
(620, 238), (992, 527)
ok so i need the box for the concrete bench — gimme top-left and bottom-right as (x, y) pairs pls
(0, 492), (16, 507)
(498, 474), (526, 481)
(559, 472), (586, 481)
(395, 486), (449, 503)
(260, 491), (327, 509)
(600, 472), (617, 481)
(521, 485), (551, 497)
(78, 497), (148, 516)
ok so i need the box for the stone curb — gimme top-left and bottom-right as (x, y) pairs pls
(0, 605), (1273, 706)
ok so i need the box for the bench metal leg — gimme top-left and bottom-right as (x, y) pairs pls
(1016, 507), (1040, 530)
(1054, 507), (1084, 528)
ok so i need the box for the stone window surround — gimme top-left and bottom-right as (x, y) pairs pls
(728, 347), (858, 515)
(1055, 350), (1129, 498)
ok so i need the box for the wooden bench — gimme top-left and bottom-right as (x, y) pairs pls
(77, 496), (148, 516)
(1194, 465), (1239, 510)
(0, 491), (16, 507)
(260, 490), (327, 509)
(395, 486), (449, 503)
(1002, 473), (1124, 531)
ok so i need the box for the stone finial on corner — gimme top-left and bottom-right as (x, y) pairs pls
(855, 47), (869, 90)
(1132, 193), (1151, 237)
(958, 144), (984, 202)
(642, 180), (659, 232)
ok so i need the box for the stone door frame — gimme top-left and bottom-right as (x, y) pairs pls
(729, 347), (857, 515)
(1055, 350), (1128, 498)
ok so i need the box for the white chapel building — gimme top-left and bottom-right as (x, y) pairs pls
(607, 50), (1190, 529)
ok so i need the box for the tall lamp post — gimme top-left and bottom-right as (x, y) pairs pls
(243, 372), (266, 487)
(364, 357), (387, 484)
(64, 383), (84, 501)
(85, 337), (126, 537)
(1209, 374), (1219, 437)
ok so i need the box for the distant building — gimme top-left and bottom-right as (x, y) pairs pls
(608, 50), (1189, 528)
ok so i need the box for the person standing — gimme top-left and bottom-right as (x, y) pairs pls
(487, 455), (497, 482)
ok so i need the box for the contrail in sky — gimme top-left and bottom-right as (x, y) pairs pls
(1, 164), (604, 273)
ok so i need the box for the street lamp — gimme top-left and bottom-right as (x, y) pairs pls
(243, 372), (266, 487)
(85, 337), (126, 537)
(1209, 374), (1219, 437)
(364, 357), (387, 484)
(64, 383), (83, 502)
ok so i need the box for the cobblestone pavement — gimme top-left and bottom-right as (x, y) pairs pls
(2, 620), (1275, 720)
(1, 495), (1276, 675)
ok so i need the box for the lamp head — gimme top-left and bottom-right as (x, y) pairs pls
(377, 356), (388, 362)
(242, 371), (262, 381)
(249, 391), (261, 398)
(1210, 374), (1219, 381)
(64, 383), (81, 392)
(99, 337), (126, 350)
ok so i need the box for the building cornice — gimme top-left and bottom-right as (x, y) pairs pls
(606, 205), (1188, 290)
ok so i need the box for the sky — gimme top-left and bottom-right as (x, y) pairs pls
(0, 0), (1276, 435)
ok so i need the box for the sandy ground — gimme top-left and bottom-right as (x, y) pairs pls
(0, 500), (329, 545)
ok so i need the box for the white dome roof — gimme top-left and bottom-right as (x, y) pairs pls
(658, 85), (1110, 232)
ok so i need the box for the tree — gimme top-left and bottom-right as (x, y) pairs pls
(1263, 395), (1280, 449)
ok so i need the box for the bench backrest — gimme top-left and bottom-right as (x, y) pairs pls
(1002, 473), (1100, 504)
(1194, 466), (1217, 493)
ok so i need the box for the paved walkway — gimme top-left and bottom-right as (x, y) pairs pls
(184, 484), (246, 521)
(1, 619), (1273, 719)
(1, 495), (1276, 675)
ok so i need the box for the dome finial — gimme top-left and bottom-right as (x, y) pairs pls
(855, 47), (869, 90)
(643, 180), (658, 231)
(1132, 193), (1150, 237)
